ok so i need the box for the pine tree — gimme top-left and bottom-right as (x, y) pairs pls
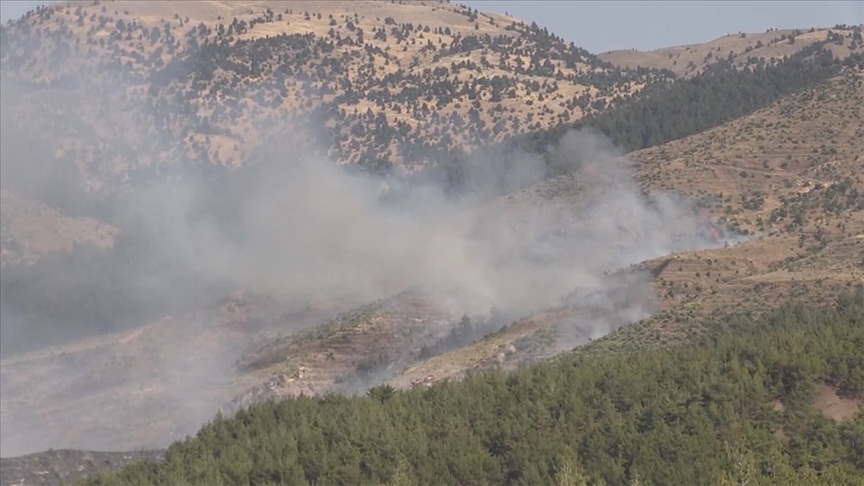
(556, 447), (590, 486)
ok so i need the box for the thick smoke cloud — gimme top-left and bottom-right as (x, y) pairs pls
(117, 127), (720, 323)
(0, 48), (730, 457)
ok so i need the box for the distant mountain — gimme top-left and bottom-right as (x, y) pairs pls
(599, 25), (863, 77)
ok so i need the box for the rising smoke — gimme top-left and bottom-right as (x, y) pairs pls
(0, 53), (731, 457)
(116, 127), (723, 321)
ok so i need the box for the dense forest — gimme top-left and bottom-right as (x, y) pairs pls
(81, 290), (864, 486)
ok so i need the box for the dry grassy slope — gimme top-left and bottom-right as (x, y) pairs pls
(0, 189), (118, 266)
(629, 69), (864, 340)
(385, 68), (864, 386)
(600, 26), (863, 77)
(225, 289), (461, 411)
(0, 0), (665, 195)
(0, 290), (360, 456)
(636, 69), (863, 234)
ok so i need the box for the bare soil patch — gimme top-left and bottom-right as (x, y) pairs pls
(813, 383), (863, 422)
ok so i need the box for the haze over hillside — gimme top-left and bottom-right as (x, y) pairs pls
(0, 0), (684, 359)
(0, 1), (862, 483)
(386, 66), (864, 385)
(0, 121), (735, 456)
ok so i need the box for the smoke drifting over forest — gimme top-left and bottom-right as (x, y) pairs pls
(0, 100), (726, 354)
(0, 65), (732, 456)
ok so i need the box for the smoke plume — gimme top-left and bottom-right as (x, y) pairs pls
(119, 127), (719, 316)
(0, 49), (730, 457)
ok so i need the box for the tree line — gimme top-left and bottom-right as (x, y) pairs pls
(81, 289), (864, 485)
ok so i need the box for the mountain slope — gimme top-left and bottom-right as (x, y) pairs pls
(0, 0), (671, 195)
(388, 66), (864, 386)
(1, 3), (863, 484)
(109, 63), (864, 414)
(0, 0), (664, 362)
(78, 292), (864, 486)
(2, 40), (861, 466)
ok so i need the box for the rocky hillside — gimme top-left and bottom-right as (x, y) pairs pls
(0, 449), (162, 486)
(600, 25), (863, 77)
(0, 0), (672, 196)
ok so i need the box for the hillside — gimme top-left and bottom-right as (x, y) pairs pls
(386, 67), (864, 387)
(79, 292), (864, 486)
(1, 1), (864, 484)
(0, 0), (671, 197)
(1, 4), (857, 265)
(4, 67), (860, 469)
(600, 25), (863, 77)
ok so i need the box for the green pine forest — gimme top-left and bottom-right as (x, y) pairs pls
(82, 289), (864, 486)
(569, 47), (863, 153)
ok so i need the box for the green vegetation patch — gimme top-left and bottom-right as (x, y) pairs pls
(83, 291), (864, 486)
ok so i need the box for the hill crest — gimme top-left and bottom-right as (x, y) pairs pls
(600, 25), (863, 77)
